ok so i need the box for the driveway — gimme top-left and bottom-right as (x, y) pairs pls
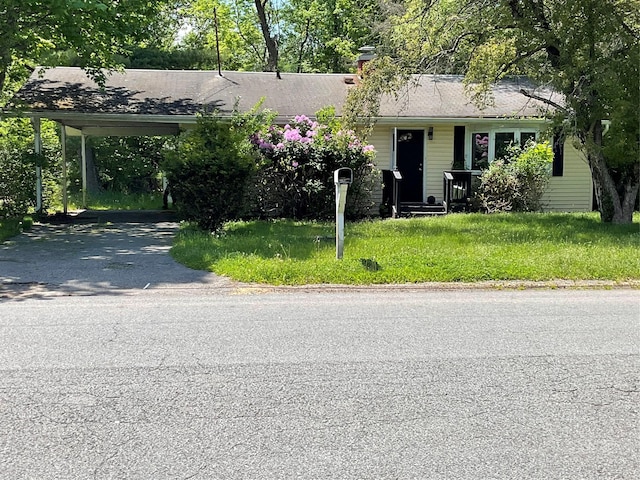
(0, 211), (235, 298)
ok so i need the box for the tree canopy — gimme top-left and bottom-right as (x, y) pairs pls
(0, 0), (173, 103)
(361, 0), (639, 223)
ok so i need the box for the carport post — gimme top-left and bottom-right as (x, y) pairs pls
(31, 117), (43, 213)
(60, 125), (68, 214)
(81, 133), (87, 209)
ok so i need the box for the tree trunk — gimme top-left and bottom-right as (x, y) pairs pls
(0, 49), (11, 97)
(254, 0), (278, 72)
(587, 121), (639, 224)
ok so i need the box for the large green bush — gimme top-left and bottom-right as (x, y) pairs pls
(0, 119), (61, 218)
(162, 113), (256, 232)
(249, 112), (378, 220)
(478, 141), (553, 213)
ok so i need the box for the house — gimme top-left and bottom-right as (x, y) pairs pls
(7, 67), (592, 214)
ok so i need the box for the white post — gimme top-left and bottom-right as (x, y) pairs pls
(60, 125), (68, 214)
(334, 168), (352, 260)
(336, 183), (348, 259)
(81, 133), (87, 209)
(31, 117), (43, 213)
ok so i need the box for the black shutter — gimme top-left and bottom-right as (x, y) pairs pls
(453, 126), (466, 170)
(552, 130), (565, 177)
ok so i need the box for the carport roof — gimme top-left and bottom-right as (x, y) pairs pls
(7, 67), (559, 136)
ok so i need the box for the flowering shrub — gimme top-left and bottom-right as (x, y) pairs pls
(249, 114), (378, 219)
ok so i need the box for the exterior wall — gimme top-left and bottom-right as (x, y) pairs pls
(368, 126), (393, 209)
(425, 124), (454, 201)
(543, 140), (593, 212)
(368, 124), (454, 203)
(367, 124), (593, 214)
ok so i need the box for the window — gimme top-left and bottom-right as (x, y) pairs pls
(472, 132), (489, 170)
(495, 132), (515, 160)
(467, 129), (540, 170)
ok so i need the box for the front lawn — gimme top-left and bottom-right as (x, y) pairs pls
(170, 213), (640, 285)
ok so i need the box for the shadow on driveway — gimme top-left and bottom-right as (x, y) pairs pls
(0, 210), (236, 301)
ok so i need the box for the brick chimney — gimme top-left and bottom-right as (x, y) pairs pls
(356, 46), (376, 77)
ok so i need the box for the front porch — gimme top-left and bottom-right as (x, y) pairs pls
(383, 169), (476, 217)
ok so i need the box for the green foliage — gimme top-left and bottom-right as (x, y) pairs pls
(0, 0), (172, 100)
(170, 213), (640, 285)
(0, 143), (35, 219)
(162, 113), (256, 232)
(249, 112), (378, 219)
(177, 0), (381, 73)
(0, 216), (33, 242)
(91, 137), (165, 194)
(478, 141), (553, 213)
(0, 119), (61, 218)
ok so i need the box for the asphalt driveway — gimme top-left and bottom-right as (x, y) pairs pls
(0, 211), (235, 298)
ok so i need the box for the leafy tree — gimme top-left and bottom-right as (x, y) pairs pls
(178, 0), (381, 73)
(280, 0), (381, 73)
(0, 0), (171, 101)
(90, 137), (165, 194)
(358, 0), (640, 223)
(179, 0), (267, 71)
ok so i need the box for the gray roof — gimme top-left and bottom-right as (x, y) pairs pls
(12, 67), (351, 119)
(10, 67), (559, 129)
(379, 75), (558, 120)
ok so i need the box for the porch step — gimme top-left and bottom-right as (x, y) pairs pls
(399, 202), (447, 216)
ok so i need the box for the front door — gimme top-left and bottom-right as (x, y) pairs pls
(396, 129), (424, 202)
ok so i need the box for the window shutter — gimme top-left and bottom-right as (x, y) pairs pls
(552, 130), (565, 177)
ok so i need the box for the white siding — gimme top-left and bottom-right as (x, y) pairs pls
(543, 140), (593, 212)
(367, 126), (393, 210)
(425, 125), (454, 201)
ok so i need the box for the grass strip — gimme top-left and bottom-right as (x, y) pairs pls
(0, 217), (33, 242)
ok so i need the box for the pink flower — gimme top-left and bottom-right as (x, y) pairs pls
(363, 145), (375, 153)
(284, 128), (303, 142)
(292, 161), (299, 167)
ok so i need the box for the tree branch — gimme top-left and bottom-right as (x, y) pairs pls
(519, 88), (567, 113)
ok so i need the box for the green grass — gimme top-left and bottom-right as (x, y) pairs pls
(54, 192), (165, 211)
(170, 212), (640, 285)
(0, 217), (33, 242)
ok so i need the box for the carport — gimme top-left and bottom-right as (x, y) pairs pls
(8, 67), (351, 213)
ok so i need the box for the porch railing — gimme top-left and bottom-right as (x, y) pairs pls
(443, 170), (472, 213)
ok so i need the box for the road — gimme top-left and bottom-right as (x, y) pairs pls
(1, 288), (638, 479)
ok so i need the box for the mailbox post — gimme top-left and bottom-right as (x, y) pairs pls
(334, 167), (353, 259)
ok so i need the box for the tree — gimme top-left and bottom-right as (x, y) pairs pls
(280, 0), (381, 73)
(0, 0), (171, 102)
(362, 0), (639, 223)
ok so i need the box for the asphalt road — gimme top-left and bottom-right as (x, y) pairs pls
(1, 288), (638, 479)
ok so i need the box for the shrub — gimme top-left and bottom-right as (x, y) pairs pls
(0, 119), (61, 218)
(249, 111), (378, 220)
(162, 113), (256, 232)
(478, 141), (553, 213)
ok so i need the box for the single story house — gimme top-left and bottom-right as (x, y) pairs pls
(7, 66), (592, 214)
